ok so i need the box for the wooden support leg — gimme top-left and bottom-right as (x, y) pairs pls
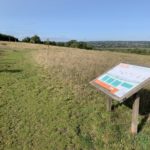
(131, 94), (140, 135)
(107, 97), (112, 112)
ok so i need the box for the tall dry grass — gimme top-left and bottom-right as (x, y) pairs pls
(34, 46), (150, 87)
(1, 41), (150, 88)
(0, 41), (50, 50)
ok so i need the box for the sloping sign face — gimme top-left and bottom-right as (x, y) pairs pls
(90, 63), (150, 102)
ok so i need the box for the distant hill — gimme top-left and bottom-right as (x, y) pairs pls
(0, 33), (18, 42)
(88, 41), (150, 49)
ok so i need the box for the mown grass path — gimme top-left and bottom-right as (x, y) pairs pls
(0, 48), (150, 150)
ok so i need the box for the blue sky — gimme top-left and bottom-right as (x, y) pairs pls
(0, 0), (150, 41)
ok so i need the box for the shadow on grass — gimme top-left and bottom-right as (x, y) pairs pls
(0, 69), (22, 73)
(0, 62), (16, 65)
(112, 89), (150, 133)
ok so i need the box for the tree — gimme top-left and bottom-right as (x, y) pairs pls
(65, 40), (93, 49)
(78, 42), (92, 49)
(30, 35), (41, 44)
(49, 41), (56, 46)
(43, 38), (50, 45)
(22, 37), (31, 43)
(43, 39), (58, 46)
(0, 33), (18, 42)
(56, 42), (65, 47)
(66, 40), (78, 47)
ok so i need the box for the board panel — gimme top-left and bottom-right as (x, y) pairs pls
(90, 63), (150, 101)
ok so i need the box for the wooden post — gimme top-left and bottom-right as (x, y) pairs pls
(107, 97), (112, 112)
(131, 93), (140, 135)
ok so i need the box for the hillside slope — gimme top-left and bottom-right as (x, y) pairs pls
(0, 42), (150, 150)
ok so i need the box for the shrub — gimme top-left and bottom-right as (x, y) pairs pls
(30, 35), (41, 44)
(22, 37), (31, 43)
(0, 33), (18, 42)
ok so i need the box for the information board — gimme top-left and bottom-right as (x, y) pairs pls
(90, 63), (150, 101)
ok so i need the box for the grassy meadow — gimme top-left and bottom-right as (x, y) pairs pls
(0, 42), (150, 150)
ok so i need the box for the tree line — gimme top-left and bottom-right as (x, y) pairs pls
(1, 33), (150, 55)
(0, 33), (93, 50)
(22, 35), (93, 50)
(0, 33), (18, 42)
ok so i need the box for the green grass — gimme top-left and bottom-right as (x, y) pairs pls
(0, 47), (150, 150)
